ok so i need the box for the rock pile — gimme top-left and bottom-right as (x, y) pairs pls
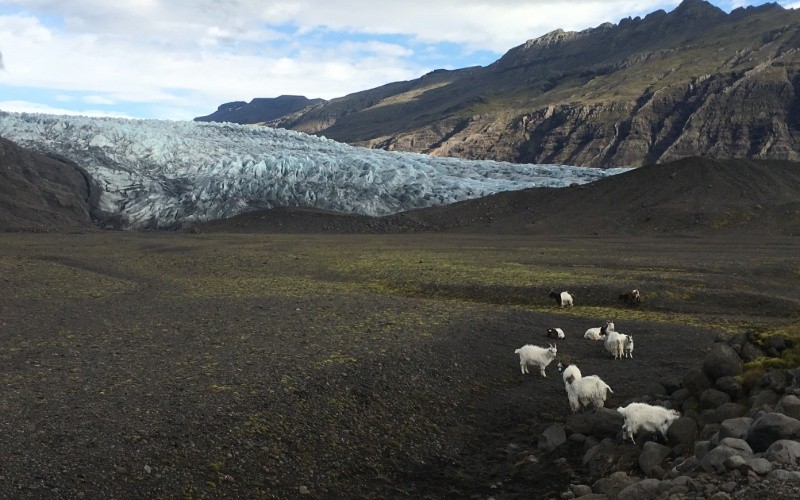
(554, 331), (800, 499)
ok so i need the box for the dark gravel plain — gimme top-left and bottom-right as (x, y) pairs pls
(1, 231), (797, 498)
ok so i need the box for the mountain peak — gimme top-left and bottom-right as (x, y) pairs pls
(672, 0), (725, 18)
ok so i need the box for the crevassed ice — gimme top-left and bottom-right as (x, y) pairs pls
(0, 111), (630, 229)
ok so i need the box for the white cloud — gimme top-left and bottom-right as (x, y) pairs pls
(0, 99), (135, 118)
(2, 1), (795, 120)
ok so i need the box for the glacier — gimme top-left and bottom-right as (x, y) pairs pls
(0, 112), (630, 229)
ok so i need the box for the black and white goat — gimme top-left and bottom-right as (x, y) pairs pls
(549, 290), (574, 308)
(619, 289), (641, 305)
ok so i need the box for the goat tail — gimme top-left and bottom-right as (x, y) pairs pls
(514, 348), (521, 354)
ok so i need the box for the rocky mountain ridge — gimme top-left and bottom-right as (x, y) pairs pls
(196, 0), (800, 167)
(194, 95), (324, 125)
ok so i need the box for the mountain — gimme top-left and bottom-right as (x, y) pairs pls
(0, 137), (95, 231)
(196, 1), (800, 167)
(0, 112), (625, 230)
(194, 95), (325, 125)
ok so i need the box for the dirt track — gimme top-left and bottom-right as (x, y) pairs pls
(0, 232), (797, 498)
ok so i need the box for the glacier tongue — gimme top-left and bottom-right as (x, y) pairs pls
(0, 112), (630, 229)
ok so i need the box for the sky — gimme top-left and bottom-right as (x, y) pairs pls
(1, 1), (799, 121)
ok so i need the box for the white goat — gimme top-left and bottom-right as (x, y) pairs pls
(623, 335), (634, 358)
(562, 364), (614, 413)
(584, 321), (614, 340)
(547, 327), (565, 339)
(514, 343), (557, 377)
(549, 290), (574, 308)
(603, 328), (629, 359)
(617, 402), (680, 444)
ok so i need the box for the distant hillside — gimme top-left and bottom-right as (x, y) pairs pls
(191, 157), (800, 236)
(0, 138), (95, 231)
(197, 0), (800, 167)
(194, 95), (325, 125)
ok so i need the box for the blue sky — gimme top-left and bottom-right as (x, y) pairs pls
(0, 1), (796, 121)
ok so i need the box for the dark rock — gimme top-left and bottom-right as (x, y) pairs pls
(571, 484), (592, 496)
(670, 388), (691, 405)
(639, 441), (672, 477)
(739, 342), (764, 362)
(592, 471), (636, 498)
(700, 403), (748, 425)
(703, 344), (743, 381)
(714, 376), (743, 401)
(700, 438), (753, 473)
(760, 370), (790, 393)
(617, 478), (661, 500)
(749, 389), (779, 409)
(765, 335), (787, 353)
(539, 424), (567, 451)
(764, 439), (800, 466)
(699, 423), (722, 441)
(776, 394), (800, 420)
(746, 457), (772, 475)
(700, 388), (732, 410)
(568, 433), (587, 444)
(667, 416), (699, 447)
(767, 469), (800, 481)
(694, 440), (712, 461)
(584, 441), (640, 482)
(644, 382), (668, 399)
(718, 417), (753, 440)
(746, 412), (800, 452)
(682, 368), (712, 396)
(660, 376), (682, 395)
(566, 408), (624, 439)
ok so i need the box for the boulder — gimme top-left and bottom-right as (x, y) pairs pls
(717, 437), (753, 455)
(617, 478), (661, 500)
(776, 394), (800, 420)
(584, 441), (640, 481)
(700, 446), (738, 473)
(670, 388), (691, 405)
(760, 370), (790, 393)
(746, 457), (772, 475)
(538, 424), (567, 451)
(714, 376), (743, 401)
(746, 412), (800, 452)
(765, 335), (787, 355)
(566, 408), (624, 439)
(699, 402), (748, 425)
(660, 376), (682, 395)
(718, 417), (753, 440)
(767, 469), (800, 482)
(764, 439), (800, 466)
(592, 471), (636, 498)
(694, 440), (712, 460)
(682, 368), (712, 396)
(700, 388), (732, 410)
(667, 416), (699, 447)
(703, 344), (743, 380)
(739, 341), (764, 362)
(700, 438), (753, 474)
(639, 441), (672, 477)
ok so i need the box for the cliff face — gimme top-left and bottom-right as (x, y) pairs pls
(0, 138), (95, 231)
(198, 1), (800, 167)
